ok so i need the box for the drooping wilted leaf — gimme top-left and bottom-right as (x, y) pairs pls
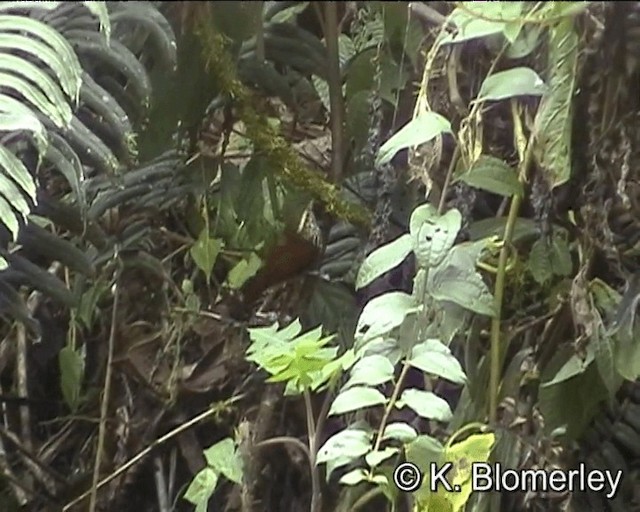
(533, 18), (578, 188)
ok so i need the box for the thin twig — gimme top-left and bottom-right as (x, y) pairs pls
(89, 272), (120, 511)
(255, 436), (311, 460)
(64, 397), (242, 510)
(304, 389), (322, 512)
(323, 1), (345, 184)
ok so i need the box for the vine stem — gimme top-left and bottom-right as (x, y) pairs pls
(89, 268), (120, 512)
(488, 103), (536, 422)
(373, 361), (412, 452)
(304, 389), (322, 512)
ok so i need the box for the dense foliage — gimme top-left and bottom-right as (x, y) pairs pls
(0, 2), (638, 512)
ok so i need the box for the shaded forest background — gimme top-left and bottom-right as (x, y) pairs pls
(0, 2), (638, 512)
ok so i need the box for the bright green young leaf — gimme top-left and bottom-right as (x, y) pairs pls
(412, 209), (462, 268)
(356, 234), (413, 290)
(343, 354), (395, 389)
(355, 292), (417, 343)
(183, 466), (218, 507)
(397, 388), (452, 422)
(438, 432), (496, 512)
(533, 18), (578, 189)
(477, 67), (546, 102)
(456, 155), (523, 197)
(405, 434), (445, 501)
(382, 422), (418, 443)
(428, 264), (496, 317)
(376, 112), (452, 167)
(203, 438), (243, 484)
(59, 346), (84, 412)
(226, 252), (262, 289)
(409, 339), (467, 385)
(329, 386), (387, 416)
(190, 230), (222, 281)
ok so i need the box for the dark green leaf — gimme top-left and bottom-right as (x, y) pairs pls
(59, 346), (84, 412)
(457, 155), (522, 197)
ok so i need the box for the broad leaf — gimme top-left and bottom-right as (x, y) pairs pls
(329, 386), (387, 416)
(376, 112), (451, 167)
(59, 346), (84, 412)
(397, 388), (452, 422)
(440, 2), (524, 44)
(356, 234), (412, 290)
(456, 155), (522, 197)
(382, 422), (418, 443)
(183, 467), (218, 508)
(477, 67), (546, 102)
(428, 264), (496, 317)
(340, 469), (368, 486)
(343, 354), (395, 389)
(203, 438), (243, 484)
(533, 18), (578, 188)
(412, 208), (461, 268)
(365, 447), (399, 468)
(190, 230), (223, 282)
(438, 432), (495, 512)
(355, 292), (417, 343)
(317, 427), (373, 474)
(409, 339), (467, 384)
(227, 252), (262, 289)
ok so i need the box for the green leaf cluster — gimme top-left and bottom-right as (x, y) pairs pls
(247, 319), (353, 394)
(184, 437), (243, 512)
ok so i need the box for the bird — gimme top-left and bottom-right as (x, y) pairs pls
(239, 202), (324, 307)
